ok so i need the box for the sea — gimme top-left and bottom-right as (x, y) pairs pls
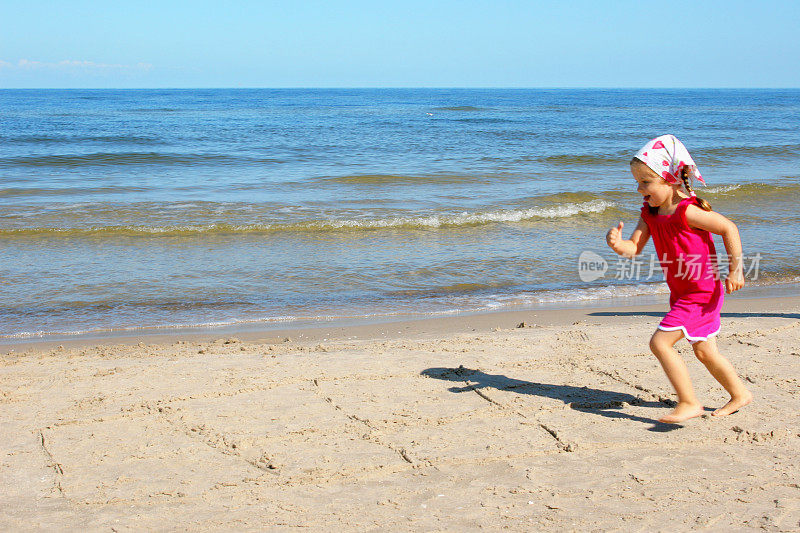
(2, 88), (799, 341)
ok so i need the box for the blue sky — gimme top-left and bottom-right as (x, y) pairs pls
(1, 1), (798, 88)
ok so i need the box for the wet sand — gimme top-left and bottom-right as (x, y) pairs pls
(2, 295), (799, 531)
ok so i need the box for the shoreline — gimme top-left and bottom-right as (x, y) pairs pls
(4, 283), (800, 353)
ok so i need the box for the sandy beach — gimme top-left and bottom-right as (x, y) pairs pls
(2, 294), (799, 531)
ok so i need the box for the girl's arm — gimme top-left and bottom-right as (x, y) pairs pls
(606, 216), (650, 258)
(684, 205), (744, 293)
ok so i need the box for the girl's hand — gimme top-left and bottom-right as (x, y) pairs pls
(606, 221), (624, 252)
(725, 269), (745, 294)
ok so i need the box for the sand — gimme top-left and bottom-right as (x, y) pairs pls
(1, 295), (799, 531)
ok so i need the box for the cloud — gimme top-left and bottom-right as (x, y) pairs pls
(3, 59), (152, 71)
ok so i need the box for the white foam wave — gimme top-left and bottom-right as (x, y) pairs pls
(315, 200), (615, 230)
(0, 314), (303, 339)
(1, 200), (617, 236)
(462, 282), (670, 310)
(703, 184), (742, 194)
(523, 282), (670, 303)
(9, 279), (800, 342)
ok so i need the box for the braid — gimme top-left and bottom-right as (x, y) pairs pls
(681, 167), (712, 211)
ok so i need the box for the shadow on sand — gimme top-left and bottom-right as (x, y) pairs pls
(422, 366), (688, 432)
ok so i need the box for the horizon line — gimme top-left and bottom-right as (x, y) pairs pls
(1, 86), (799, 91)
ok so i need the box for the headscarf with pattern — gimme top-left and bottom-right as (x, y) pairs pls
(633, 134), (705, 194)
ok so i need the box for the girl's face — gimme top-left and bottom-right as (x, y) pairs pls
(631, 161), (679, 208)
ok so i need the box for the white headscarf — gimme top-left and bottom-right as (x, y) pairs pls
(633, 134), (705, 194)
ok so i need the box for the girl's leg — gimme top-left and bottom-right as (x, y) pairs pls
(691, 337), (752, 416)
(649, 329), (704, 423)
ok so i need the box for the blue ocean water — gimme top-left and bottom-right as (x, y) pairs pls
(1, 89), (799, 339)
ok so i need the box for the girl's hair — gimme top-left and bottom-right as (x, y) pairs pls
(631, 158), (712, 212)
(679, 167), (712, 211)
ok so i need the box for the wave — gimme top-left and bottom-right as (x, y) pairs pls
(0, 152), (285, 168)
(701, 184), (742, 195)
(0, 281), (669, 340)
(472, 282), (669, 311)
(388, 281), (519, 298)
(4, 276), (800, 341)
(0, 200), (615, 238)
(0, 185), (151, 198)
(389, 281), (670, 303)
(431, 106), (488, 111)
(697, 144), (800, 161)
(3, 181), (796, 229)
(0, 281), (679, 341)
(0, 134), (165, 145)
(320, 173), (506, 185)
(0, 313), (302, 340)
(698, 181), (800, 199)
(451, 117), (519, 124)
(537, 153), (622, 167)
(480, 144), (800, 169)
(6, 144), (792, 172)
(130, 108), (181, 112)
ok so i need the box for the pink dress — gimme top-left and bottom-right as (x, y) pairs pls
(641, 196), (724, 343)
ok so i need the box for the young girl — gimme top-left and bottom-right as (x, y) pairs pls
(606, 134), (752, 424)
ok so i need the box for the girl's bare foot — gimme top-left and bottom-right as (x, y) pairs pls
(712, 390), (753, 417)
(658, 402), (704, 424)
